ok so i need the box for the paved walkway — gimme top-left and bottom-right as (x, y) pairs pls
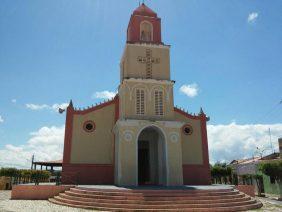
(0, 190), (281, 211)
(254, 197), (282, 211)
(0, 191), (91, 212)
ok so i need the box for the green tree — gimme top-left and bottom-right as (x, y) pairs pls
(211, 163), (233, 184)
(259, 160), (282, 198)
(31, 170), (51, 185)
(259, 160), (282, 183)
(0, 168), (18, 177)
(250, 174), (264, 197)
(21, 170), (32, 183)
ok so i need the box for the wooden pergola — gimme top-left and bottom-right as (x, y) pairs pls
(31, 159), (62, 172)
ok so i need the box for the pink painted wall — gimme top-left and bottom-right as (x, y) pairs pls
(11, 185), (74, 200)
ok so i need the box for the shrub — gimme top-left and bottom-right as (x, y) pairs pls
(211, 163), (233, 184)
(259, 160), (282, 183)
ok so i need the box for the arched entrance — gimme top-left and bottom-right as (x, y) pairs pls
(137, 126), (167, 185)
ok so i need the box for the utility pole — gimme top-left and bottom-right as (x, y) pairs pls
(269, 128), (274, 154)
(31, 154), (34, 170)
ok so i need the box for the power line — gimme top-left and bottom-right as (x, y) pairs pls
(256, 99), (282, 123)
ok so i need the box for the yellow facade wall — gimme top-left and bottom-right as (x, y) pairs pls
(174, 112), (204, 165)
(70, 104), (115, 164)
(115, 125), (139, 186)
(119, 79), (174, 121)
(121, 44), (170, 80)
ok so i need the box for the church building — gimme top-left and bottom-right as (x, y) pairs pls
(62, 4), (211, 186)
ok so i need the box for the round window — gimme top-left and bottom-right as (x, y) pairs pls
(83, 121), (96, 133)
(183, 124), (193, 135)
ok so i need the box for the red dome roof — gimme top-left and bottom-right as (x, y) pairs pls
(133, 3), (157, 17)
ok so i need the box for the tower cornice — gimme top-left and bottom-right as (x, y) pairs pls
(126, 42), (170, 49)
(122, 78), (174, 85)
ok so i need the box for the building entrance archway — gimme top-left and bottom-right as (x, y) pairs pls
(137, 126), (167, 185)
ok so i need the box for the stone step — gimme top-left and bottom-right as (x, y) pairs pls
(49, 197), (263, 211)
(53, 195), (257, 209)
(75, 186), (234, 194)
(59, 192), (251, 205)
(70, 187), (240, 197)
(70, 187), (238, 196)
(65, 190), (244, 201)
(49, 187), (263, 211)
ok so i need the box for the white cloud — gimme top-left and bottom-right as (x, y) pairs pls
(0, 115), (4, 123)
(26, 104), (49, 110)
(247, 12), (258, 23)
(0, 125), (64, 168)
(180, 83), (199, 98)
(93, 90), (117, 99)
(26, 103), (68, 112)
(208, 122), (282, 164)
(11, 99), (17, 103)
(1, 122), (281, 169)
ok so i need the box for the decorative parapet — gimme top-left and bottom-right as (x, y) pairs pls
(174, 106), (209, 121)
(67, 95), (119, 115)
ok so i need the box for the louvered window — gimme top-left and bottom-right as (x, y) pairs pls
(136, 89), (145, 115)
(154, 90), (164, 116)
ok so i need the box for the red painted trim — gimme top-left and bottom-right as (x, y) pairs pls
(182, 164), (211, 185)
(114, 95), (119, 123)
(183, 115), (211, 184)
(127, 13), (162, 44)
(62, 105), (74, 164)
(175, 107), (211, 185)
(200, 115), (210, 168)
(113, 95), (119, 173)
(62, 164), (114, 185)
(63, 164), (113, 167)
(63, 95), (119, 166)
(62, 96), (119, 185)
(174, 107), (203, 120)
(133, 4), (158, 18)
(73, 99), (116, 115)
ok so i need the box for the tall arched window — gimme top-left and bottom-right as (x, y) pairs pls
(154, 90), (164, 116)
(140, 21), (153, 42)
(136, 89), (145, 115)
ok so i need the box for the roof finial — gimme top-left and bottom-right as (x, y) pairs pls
(199, 107), (204, 115)
(69, 99), (73, 108)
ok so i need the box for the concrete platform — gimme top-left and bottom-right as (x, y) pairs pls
(77, 184), (234, 190)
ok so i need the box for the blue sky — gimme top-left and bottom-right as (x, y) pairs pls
(0, 0), (281, 167)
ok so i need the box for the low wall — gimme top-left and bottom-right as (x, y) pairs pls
(62, 164), (114, 185)
(11, 185), (74, 200)
(183, 165), (211, 185)
(235, 185), (255, 197)
(0, 177), (11, 190)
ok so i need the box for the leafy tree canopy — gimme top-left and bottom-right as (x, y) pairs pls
(259, 160), (282, 182)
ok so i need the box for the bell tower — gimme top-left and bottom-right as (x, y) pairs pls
(119, 3), (174, 121)
(127, 3), (162, 44)
(120, 3), (170, 81)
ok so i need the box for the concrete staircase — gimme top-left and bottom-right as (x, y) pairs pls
(49, 186), (262, 211)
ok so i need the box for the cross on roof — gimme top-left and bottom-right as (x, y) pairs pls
(137, 49), (160, 78)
